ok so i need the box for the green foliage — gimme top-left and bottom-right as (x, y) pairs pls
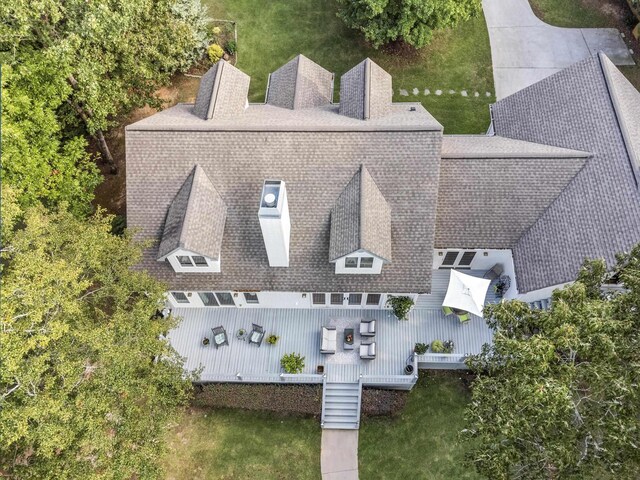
(225, 39), (237, 55)
(430, 340), (444, 353)
(414, 342), (429, 355)
(280, 353), (305, 374)
(336, 0), (482, 49)
(386, 295), (414, 320)
(208, 43), (225, 63)
(1, 61), (101, 216)
(464, 247), (640, 479)
(267, 334), (280, 345)
(442, 340), (454, 353)
(0, 206), (193, 479)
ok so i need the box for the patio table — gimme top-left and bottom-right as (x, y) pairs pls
(343, 328), (355, 350)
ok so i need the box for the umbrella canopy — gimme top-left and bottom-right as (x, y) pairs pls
(442, 270), (491, 317)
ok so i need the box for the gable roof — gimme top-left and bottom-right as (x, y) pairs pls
(436, 136), (589, 248)
(339, 58), (392, 120)
(491, 53), (640, 292)
(266, 54), (334, 109)
(329, 165), (392, 262)
(193, 60), (250, 119)
(157, 165), (227, 260)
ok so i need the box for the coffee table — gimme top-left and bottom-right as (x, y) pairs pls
(343, 328), (354, 350)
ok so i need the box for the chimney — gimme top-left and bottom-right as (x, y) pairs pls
(258, 180), (290, 267)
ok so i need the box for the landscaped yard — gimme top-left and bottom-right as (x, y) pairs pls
(359, 371), (483, 480)
(163, 408), (321, 480)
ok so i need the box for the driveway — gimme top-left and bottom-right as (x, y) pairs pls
(483, 0), (635, 99)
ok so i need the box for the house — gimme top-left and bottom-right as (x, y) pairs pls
(126, 52), (640, 310)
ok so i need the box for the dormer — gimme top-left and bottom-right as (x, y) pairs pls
(266, 54), (334, 109)
(157, 165), (227, 273)
(329, 165), (392, 275)
(193, 60), (250, 119)
(339, 58), (392, 120)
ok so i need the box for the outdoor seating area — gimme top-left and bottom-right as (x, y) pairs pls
(321, 319), (376, 358)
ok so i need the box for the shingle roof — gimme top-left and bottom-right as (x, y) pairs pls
(436, 136), (588, 248)
(491, 53), (640, 292)
(339, 58), (392, 120)
(266, 54), (334, 109)
(329, 165), (392, 262)
(193, 60), (250, 119)
(157, 165), (227, 261)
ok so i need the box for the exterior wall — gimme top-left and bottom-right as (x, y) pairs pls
(333, 251), (384, 274)
(515, 282), (570, 303)
(165, 248), (221, 273)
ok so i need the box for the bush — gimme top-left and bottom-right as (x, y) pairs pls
(267, 334), (279, 345)
(225, 40), (237, 55)
(414, 342), (428, 355)
(386, 295), (414, 320)
(207, 43), (224, 63)
(281, 352), (305, 374)
(443, 340), (454, 353)
(431, 340), (444, 353)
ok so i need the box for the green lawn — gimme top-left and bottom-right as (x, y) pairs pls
(204, 0), (494, 133)
(163, 408), (321, 480)
(359, 372), (483, 480)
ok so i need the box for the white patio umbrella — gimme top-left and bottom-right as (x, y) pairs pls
(442, 270), (491, 318)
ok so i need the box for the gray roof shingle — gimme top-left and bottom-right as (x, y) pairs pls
(491, 53), (640, 292)
(157, 165), (227, 261)
(266, 54), (334, 109)
(329, 165), (392, 262)
(339, 58), (392, 120)
(193, 60), (250, 119)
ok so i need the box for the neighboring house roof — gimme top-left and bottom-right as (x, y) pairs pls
(339, 58), (392, 120)
(330, 165), (392, 262)
(436, 135), (589, 249)
(491, 53), (640, 292)
(193, 60), (250, 119)
(157, 165), (227, 261)
(266, 54), (334, 109)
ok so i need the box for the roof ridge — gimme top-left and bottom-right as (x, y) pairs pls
(363, 59), (371, 120)
(175, 166), (197, 250)
(209, 61), (225, 118)
(292, 55), (303, 109)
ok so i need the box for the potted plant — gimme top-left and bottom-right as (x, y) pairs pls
(267, 334), (280, 345)
(404, 364), (414, 375)
(431, 340), (444, 353)
(202, 337), (210, 346)
(237, 328), (246, 336)
(414, 342), (428, 355)
(386, 295), (414, 320)
(443, 340), (455, 354)
(281, 352), (305, 374)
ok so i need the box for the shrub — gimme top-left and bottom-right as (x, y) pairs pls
(386, 295), (414, 320)
(414, 342), (428, 355)
(207, 43), (224, 63)
(431, 340), (444, 353)
(225, 40), (237, 55)
(211, 26), (222, 36)
(267, 334), (279, 345)
(281, 352), (305, 374)
(443, 340), (454, 353)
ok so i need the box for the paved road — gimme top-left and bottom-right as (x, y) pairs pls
(321, 429), (359, 480)
(483, 0), (635, 99)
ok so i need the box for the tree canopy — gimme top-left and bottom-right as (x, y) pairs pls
(464, 248), (640, 479)
(0, 199), (194, 479)
(336, 0), (481, 49)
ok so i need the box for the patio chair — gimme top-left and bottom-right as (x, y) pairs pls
(483, 263), (504, 281)
(211, 326), (229, 349)
(360, 341), (376, 360)
(320, 327), (337, 354)
(442, 306), (453, 316)
(457, 312), (471, 323)
(359, 319), (376, 337)
(248, 324), (265, 347)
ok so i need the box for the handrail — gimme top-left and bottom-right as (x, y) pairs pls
(416, 353), (468, 362)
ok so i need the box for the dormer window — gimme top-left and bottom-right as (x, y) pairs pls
(345, 257), (358, 268)
(192, 256), (208, 267)
(177, 255), (193, 267)
(360, 257), (373, 268)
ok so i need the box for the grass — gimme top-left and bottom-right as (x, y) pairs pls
(359, 372), (483, 480)
(203, 0), (494, 134)
(163, 408), (321, 480)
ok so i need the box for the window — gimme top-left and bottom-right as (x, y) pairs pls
(348, 293), (363, 305)
(441, 251), (459, 266)
(198, 292), (219, 306)
(192, 256), (208, 267)
(458, 251), (476, 267)
(243, 292), (259, 304)
(366, 293), (381, 306)
(171, 291), (190, 304)
(331, 293), (343, 305)
(215, 292), (235, 306)
(345, 257), (358, 268)
(360, 257), (374, 268)
(312, 293), (326, 305)
(177, 255), (193, 267)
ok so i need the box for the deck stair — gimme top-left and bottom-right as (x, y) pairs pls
(321, 379), (362, 430)
(529, 298), (551, 310)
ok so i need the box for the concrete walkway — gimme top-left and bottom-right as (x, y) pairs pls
(321, 430), (359, 480)
(483, 0), (635, 99)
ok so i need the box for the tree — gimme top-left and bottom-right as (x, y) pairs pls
(0, 0), (209, 171)
(336, 0), (481, 49)
(1, 58), (101, 217)
(464, 248), (640, 479)
(0, 204), (193, 479)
